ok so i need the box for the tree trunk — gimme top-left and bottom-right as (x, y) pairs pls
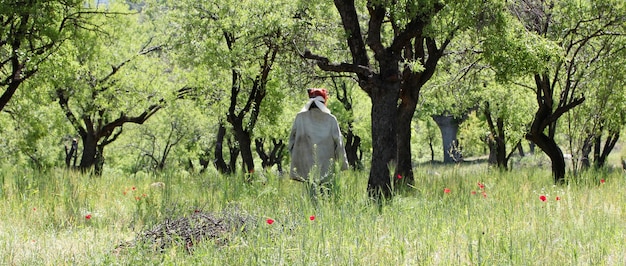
(516, 141), (525, 157)
(94, 145), (105, 175)
(64, 138), (78, 168)
(255, 138), (285, 172)
(227, 137), (240, 173)
(529, 141), (535, 154)
(484, 103), (507, 169)
(527, 133), (566, 184)
(526, 73), (583, 184)
(594, 130), (619, 168)
(395, 98), (417, 186)
(232, 124), (254, 173)
(367, 82), (399, 200)
(344, 130), (362, 169)
(213, 123), (230, 174)
(487, 137), (497, 165)
(332, 80), (363, 170)
(79, 133), (98, 170)
(580, 135), (593, 170)
(432, 114), (462, 163)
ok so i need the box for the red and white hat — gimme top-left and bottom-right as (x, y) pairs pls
(302, 88), (331, 113)
(307, 88), (328, 103)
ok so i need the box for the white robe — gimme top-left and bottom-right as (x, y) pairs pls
(288, 106), (349, 182)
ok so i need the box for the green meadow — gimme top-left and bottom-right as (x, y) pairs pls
(1, 160), (625, 265)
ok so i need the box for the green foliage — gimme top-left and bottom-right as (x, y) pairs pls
(482, 19), (561, 82)
(113, 98), (215, 173)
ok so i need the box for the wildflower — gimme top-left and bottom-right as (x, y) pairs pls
(444, 188), (451, 194)
(397, 174), (402, 179)
(539, 195), (547, 202)
(555, 196), (560, 201)
(471, 191), (477, 195)
(266, 218), (275, 225)
(600, 179), (605, 184)
(309, 215), (315, 221)
(135, 196), (141, 201)
(33, 208), (36, 211)
(132, 186), (136, 191)
(477, 182), (485, 189)
(482, 192), (487, 198)
(85, 214), (92, 220)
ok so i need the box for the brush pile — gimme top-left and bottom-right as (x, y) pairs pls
(116, 206), (256, 253)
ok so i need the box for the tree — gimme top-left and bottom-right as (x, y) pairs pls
(158, 0), (306, 176)
(0, 0), (92, 113)
(480, 81), (534, 169)
(43, 3), (181, 174)
(567, 36), (626, 171)
(303, 0), (505, 199)
(330, 79), (364, 169)
(0, 89), (72, 169)
(505, 0), (626, 183)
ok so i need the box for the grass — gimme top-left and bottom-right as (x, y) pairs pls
(1, 162), (625, 265)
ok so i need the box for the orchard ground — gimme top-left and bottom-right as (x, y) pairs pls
(1, 153), (625, 265)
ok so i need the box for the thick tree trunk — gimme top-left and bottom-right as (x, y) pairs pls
(367, 82), (399, 200)
(395, 99), (417, 185)
(527, 133), (566, 183)
(233, 125), (254, 173)
(526, 73), (582, 184)
(79, 134), (98, 170)
(0, 74), (23, 112)
(432, 114), (462, 163)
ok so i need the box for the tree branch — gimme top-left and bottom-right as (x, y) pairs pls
(302, 50), (374, 78)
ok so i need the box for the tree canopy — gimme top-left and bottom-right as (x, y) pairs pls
(0, 0), (624, 195)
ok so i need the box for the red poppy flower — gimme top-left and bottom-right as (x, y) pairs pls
(600, 179), (605, 184)
(397, 174), (402, 179)
(555, 196), (560, 201)
(309, 215), (315, 221)
(539, 195), (547, 202)
(471, 191), (477, 195)
(477, 182), (485, 189)
(85, 214), (92, 220)
(33, 208), (36, 211)
(444, 188), (451, 194)
(266, 218), (274, 225)
(132, 186), (136, 191)
(482, 192), (487, 198)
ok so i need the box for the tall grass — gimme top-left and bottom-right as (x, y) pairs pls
(1, 163), (624, 265)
